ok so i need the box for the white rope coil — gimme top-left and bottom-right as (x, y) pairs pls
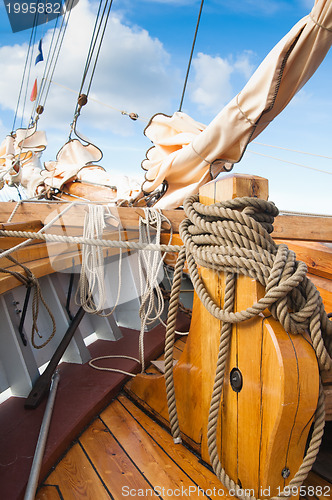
(138, 208), (172, 371)
(78, 204), (107, 313)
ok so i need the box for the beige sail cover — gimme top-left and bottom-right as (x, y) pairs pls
(0, 124), (47, 192)
(141, 0), (332, 209)
(1, 130), (141, 199)
(42, 139), (141, 200)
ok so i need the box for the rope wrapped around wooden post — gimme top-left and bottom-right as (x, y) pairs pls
(163, 194), (332, 499)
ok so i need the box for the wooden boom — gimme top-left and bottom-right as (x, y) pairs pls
(126, 174), (320, 498)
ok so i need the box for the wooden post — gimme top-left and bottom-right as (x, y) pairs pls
(126, 174), (319, 497)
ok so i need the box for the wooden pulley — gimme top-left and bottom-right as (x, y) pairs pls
(77, 94), (88, 107)
(36, 105), (44, 115)
(127, 174), (320, 499)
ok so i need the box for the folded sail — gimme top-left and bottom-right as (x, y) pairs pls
(141, 0), (332, 209)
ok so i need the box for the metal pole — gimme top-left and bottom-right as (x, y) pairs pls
(25, 306), (85, 409)
(24, 371), (60, 500)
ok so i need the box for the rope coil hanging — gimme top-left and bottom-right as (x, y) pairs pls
(0, 252), (56, 349)
(163, 194), (332, 498)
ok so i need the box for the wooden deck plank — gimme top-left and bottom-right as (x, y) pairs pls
(1, 201), (332, 241)
(301, 472), (332, 500)
(43, 442), (111, 499)
(79, 417), (154, 499)
(272, 215), (332, 243)
(118, 394), (233, 499)
(276, 240), (332, 280)
(35, 484), (62, 500)
(35, 394), (331, 500)
(145, 337), (186, 374)
(100, 397), (224, 499)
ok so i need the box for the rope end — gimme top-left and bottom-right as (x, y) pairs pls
(173, 436), (182, 444)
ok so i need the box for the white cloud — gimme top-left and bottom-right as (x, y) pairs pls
(190, 53), (233, 112)
(189, 51), (255, 114)
(233, 50), (255, 80)
(0, 0), (179, 140)
(0, 117), (8, 138)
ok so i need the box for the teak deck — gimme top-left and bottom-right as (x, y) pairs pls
(35, 336), (332, 500)
(36, 394), (332, 500)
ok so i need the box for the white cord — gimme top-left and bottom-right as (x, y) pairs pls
(79, 204), (106, 313)
(80, 208), (190, 377)
(138, 208), (173, 371)
(77, 204), (124, 316)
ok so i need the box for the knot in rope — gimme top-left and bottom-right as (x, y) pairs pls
(180, 194), (332, 371)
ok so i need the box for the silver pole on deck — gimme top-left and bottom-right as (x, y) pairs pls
(24, 371), (60, 500)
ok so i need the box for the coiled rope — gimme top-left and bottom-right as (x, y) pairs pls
(88, 207), (174, 375)
(163, 194), (332, 499)
(137, 208), (172, 372)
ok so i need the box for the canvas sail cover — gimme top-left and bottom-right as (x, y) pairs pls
(141, 0), (332, 209)
(41, 139), (141, 200)
(0, 131), (140, 199)
(0, 124), (47, 192)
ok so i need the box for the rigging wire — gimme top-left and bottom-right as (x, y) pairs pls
(33, 12), (62, 115)
(32, 0), (76, 124)
(247, 149), (332, 175)
(52, 80), (148, 122)
(21, 43), (36, 128)
(178, 0), (204, 112)
(86, 0), (114, 97)
(252, 141), (332, 161)
(77, 0), (105, 99)
(12, 0), (72, 132)
(71, 0), (114, 135)
(51, 79), (332, 173)
(12, 2), (41, 132)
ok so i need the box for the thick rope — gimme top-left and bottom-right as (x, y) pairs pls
(163, 194), (331, 499)
(7, 200), (23, 223)
(164, 246), (187, 443)
(0, 229), (182, 253)
(0, 203), (81, 349)
(76, 206), (124, 318)
(181, 195), (331, 369)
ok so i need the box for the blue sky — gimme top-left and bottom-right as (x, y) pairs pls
(0, 0), (331, 213)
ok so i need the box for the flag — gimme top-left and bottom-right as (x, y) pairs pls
(30, 79), (38, 102)
(35, 39), (44, 65)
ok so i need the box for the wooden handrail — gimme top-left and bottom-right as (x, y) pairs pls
(1, 202), (332, 241)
